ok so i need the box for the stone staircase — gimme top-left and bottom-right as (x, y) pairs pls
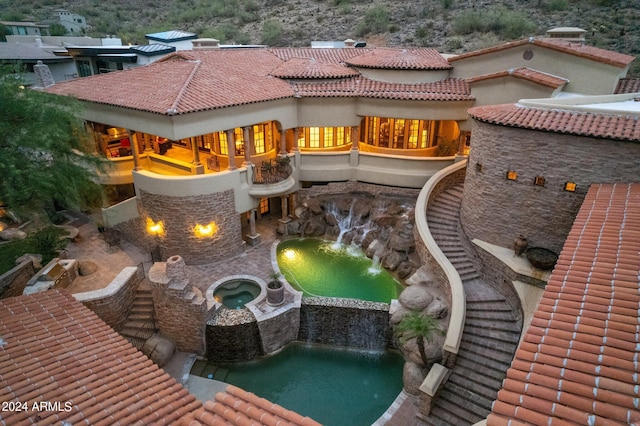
(119, 279), (158, 350)
(422, 185), (521, 426)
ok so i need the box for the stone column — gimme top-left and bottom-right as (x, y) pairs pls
(127, 130), (141, 171)
(279, 195), (290, 223)
(245, 209), (260, 246)
(351, 126), (359, 151)
(242, 126), (253, 167)
(226, 129), (236, 170)
(279, 128), (287, 156)
(292, 128), (300, 152)
(191, 138), (202, 166)
(288, 193), (297, 218)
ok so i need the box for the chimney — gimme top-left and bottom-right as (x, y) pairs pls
(33, 61), (55, 88)
(192, 38), (221, 50)
(344, 38), (356, 48)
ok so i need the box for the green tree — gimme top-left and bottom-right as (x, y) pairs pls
(357, 5), (389, 36)
(395, 311), (444, 366)
(0, 66), (105, 223)
(262, 19), (284, 46)
(48, 23), (68, 36)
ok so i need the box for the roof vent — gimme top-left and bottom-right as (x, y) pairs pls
(344, 38), (355, 48)
(192, 38), (221, 50)
(545, 27), (586, 42)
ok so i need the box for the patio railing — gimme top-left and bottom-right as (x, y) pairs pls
(252, 158), (292, 184)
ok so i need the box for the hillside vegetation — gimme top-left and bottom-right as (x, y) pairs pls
(1, 0), (638, 75)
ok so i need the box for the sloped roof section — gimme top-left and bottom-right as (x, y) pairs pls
(449, 38), (636, 68)
(488, 183), (640, 426)
(46, 49), (294, 115)
(468, 103), (640, 142)
(269, 57), (360, 79)
(467, 67), (569, 89)
(0, 290), (202, 425)
(346, 47), (452, 70)
(269, 47), (371, 64)
(615, 77), (640, 94)
(291, 77), (472, 101)
(179, 384), (322, 426)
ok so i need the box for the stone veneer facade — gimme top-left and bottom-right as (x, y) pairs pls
(0, 260), (36, 299)
(138, 189), (243, 265)
(461, 120), (640, 254)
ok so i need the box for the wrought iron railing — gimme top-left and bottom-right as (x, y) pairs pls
(252, 158), (292, 184)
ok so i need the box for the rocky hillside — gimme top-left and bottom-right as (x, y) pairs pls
(2, 0), (639, 74)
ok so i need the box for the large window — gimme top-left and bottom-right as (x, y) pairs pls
(298, 127), (351, 149)
(362, 117), (439, 149)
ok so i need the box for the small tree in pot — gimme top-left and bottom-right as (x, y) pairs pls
(267, 270), (285, 306)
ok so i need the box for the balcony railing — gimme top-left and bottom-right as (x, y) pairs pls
(252, 158), (292, 184)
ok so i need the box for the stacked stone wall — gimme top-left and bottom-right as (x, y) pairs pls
(461, 121), (640, 254)
(114, 215), (154, 253)
(77, 266), (142, 332)
(298, 298), (392, 350)
(257, 308), (300, 354)
(0, 260), (36, 299)
(206, 318), (263, 362)
(138, 189), (243, 265)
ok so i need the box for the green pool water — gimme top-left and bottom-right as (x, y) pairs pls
(277, 238), (403, 303)
(192, 342), (404, 426)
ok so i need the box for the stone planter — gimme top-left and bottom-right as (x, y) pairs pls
(266, 280), (284, 306)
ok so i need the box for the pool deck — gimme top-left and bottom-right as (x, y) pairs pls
(62, 212), (426, 425)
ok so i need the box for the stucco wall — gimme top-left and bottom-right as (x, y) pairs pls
(460, 119), (640, 253)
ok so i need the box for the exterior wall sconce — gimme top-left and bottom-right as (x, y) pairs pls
(534, 176), (546, 187)
(147, 218), (165, 236)
(564, 182), (577, 192)
(506, 170), (517, 181)
(475, 162), (483, 173)
(194, 222), (218, 238)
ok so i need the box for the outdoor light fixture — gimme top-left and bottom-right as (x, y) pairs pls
(534, 176), (546, 187)
(475, 162), (483, 173)
(147, 218), (164, 236)
(564, 182), (577, 192)
(194, 222), (217, 238)
(506, 170), (517, 181)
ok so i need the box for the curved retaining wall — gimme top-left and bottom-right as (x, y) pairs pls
(413, 160), (467, 365)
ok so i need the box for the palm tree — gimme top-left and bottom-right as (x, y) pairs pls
(395, 311), (444, 366)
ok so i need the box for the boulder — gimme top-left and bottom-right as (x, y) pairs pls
(423, 296), (449, 319)
(388, 220), (415, 252)
(15, 253), (43, 269)
(303, 217), (326, 236)
(276, 222), (288, 235)
(78, 261), (98, 276)
(389, 304), (412, 325)
(305, 197), (324, 215)
(325, 212), (339, 226)
(382, 250), (406, 271)
(294, 206), (310, 220)
(405, 266), (435, 286)
(403, 361), (426, 395)
(396, 261), (417, 279)
(286, 221), (302, 235)
(399, 284), (434, 311)
(141, 333), (176, 367)
(0, 228), (26, 241)
(401, 333), (445, 367)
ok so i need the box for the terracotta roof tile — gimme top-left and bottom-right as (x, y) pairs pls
(182, 384), (322, 426)
(467, 67), (569, 89)
(269, 56), (360, 79)
(488, 183), (640, 426)
(468, 103), (640, 142)
(614, 77), (640, 94)
(291, 76), (473, 101)
(269, 47), (369, 64)
(0, 290), (203, 425)
(449, 37), (635, 68)
(345, 47), (452, 70)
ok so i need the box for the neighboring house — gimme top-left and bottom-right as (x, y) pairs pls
(0, 20), (49, 36)
(145, 29), (198, 51)
(0, 41), (75, 85)
(50, 9), (88, 34)
(64, 43), (176, 76)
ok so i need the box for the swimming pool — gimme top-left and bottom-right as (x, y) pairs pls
(192, 342), (404, 426)
(276, 238), (403, 303)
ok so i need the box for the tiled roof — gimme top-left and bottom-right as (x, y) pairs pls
(0, 289), (202, 425)
(467, 67), (569, 89)
(449, 38), (636, 68)
(468, 103), (640, 142)
(269, 47), (371, 64)
(487, 183), (640, 426)
(345, 47), (452, 70)
(269, 57), (360, 79)
(0, 42), (70, 62)
(179, 384), (322, 426)
(291, 77), (473, 101)
(615, 77), (640, 94)
(45, 49), (295, 115)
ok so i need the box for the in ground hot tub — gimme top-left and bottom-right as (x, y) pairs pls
(207, 275), (265, 310)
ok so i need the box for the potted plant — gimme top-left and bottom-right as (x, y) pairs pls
(266, 270), (285, 306)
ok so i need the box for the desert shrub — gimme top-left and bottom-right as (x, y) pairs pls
(356, 5), (389, 36)
(334, 0), (349, 4)
(545, 0), (568, 11)
(262, 19), (284, 46)
(452, 7), (536, 39)
(441, 0), (454, 9)
(446, 37), (463, 50)
(416, 26), (429, 39)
